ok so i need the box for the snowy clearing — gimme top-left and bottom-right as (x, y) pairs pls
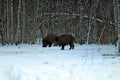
(0, 44), (120, 80)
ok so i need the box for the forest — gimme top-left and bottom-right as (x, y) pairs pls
(0, 0), (119, 45)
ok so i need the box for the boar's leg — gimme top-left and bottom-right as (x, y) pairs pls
(61, 45), (65, 50)
(48, 43), (52, 47)
(69, 44), (74, 49)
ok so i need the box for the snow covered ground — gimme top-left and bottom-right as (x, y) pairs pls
(0, 44), (120, 80)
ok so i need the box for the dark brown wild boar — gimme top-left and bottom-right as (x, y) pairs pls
(42, 34), (57, 47)
(55, 35), (75, 50)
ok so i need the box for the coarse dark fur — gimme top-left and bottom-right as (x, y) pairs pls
(55, 35), (75, 50)
(42, 34), (57, 47)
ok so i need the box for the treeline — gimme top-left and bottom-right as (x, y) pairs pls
(0, 0), (118, 45)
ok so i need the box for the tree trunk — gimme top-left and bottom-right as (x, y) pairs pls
(114, 0), (120, 52)
(10, 0), (14, 44)
(93, 4), (98, 43)
(117, 0), (120, 53)
(86, 0), (93, 44)
(6, 0), (11, 44)
(31, 0), (37, 44)
(16, 0), (22, 45)
(22, 0), (27, 43)
(2, 0), (7, 45)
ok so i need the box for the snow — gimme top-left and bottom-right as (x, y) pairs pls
(0, 44), (120, 80)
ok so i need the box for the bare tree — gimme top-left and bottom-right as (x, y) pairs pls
(22, 0), (27, 43)
(6, 0), (11, 43)
(116, 0), (120, 52)
(86, 0), (93, 44)
(15, 0), (22, 45)
(31, 0), (37, 44)
(10, 0), (14, 44)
